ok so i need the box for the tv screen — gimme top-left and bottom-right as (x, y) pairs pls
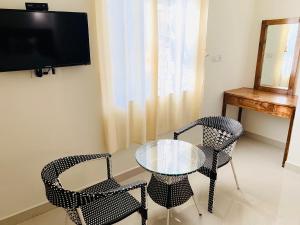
(0, 9), (91, 72)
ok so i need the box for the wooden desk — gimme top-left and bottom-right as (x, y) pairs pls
(222, 87), (298, 167)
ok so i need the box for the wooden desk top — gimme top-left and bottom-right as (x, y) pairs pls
(223, 87), (297, 167)
(224, 87), (298, 108)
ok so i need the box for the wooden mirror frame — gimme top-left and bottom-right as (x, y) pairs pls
(254, 18), (300, 95)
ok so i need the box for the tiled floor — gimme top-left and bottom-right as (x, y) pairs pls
(18, 136), (300, 225)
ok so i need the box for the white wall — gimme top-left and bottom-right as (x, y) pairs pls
(204, 0), (299, 146)
(0, 0), (105, 219)
(203, 0), (256, 120)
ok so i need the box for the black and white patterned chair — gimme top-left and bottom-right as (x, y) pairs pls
(41, 154), (148, 225)
(174, 116), (243, 213)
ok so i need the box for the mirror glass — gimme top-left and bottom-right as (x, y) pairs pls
(261, 24), (299, 89)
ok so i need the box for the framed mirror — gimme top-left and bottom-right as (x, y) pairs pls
(254, 18), (300, 95)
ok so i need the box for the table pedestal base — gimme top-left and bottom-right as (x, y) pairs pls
(147, 174), (194, 209)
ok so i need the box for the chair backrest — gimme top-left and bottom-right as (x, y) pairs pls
(41, 155), (109, 225)
(199, 116), (243, 154)
(41, 155), (105, 208)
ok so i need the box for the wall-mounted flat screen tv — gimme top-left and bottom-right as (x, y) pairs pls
(0, 9), (91, 72)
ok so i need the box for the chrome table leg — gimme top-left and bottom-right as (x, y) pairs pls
(192, 195), (202, 216)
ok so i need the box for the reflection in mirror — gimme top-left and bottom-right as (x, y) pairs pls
(261, 23), (299, 89)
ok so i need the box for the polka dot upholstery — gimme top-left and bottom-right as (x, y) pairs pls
(197, 145), (232, 178)
(80, 179), (142, 225)
(41, 154), (148, 225)
(174, 116), (243, 213)
(147, 174), (194, 209)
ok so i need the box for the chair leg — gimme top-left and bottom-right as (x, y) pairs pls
(142, 217), (147, 225)
(141, 185), (147, 225)
(230, 160), (240, 190)
(208, 178), (216, 213)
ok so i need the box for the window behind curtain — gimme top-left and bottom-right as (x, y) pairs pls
(106, 0), (201, 107)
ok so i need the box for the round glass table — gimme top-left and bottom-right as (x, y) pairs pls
(136, 139), (206, 225)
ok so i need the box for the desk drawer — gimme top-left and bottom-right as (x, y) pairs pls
(224, 94), (294, 118)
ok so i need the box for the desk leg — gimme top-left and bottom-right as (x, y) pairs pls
(238, 107), (243, 122)
(222, 98), (227, 116)
(282, 110), (296, 167)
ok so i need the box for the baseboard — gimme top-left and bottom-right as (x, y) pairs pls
(114, 166), (144, 182)
(244, 131), (285, 149)
(0, 203), (56, 225)
(285, 162), (300, 174)
(0, 166), (144, 225)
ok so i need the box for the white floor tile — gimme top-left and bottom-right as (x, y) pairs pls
(17, 137), (300, 225)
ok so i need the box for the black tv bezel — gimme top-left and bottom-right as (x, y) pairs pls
(0, 8), (91, 73)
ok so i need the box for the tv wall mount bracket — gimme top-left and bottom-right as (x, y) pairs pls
(35, 67), (56, 78)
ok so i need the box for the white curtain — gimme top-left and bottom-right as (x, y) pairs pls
(95, 0), (208, 152)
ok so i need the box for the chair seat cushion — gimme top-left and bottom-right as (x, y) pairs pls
(80, 179), (141, 225)
(198, 145), (231, 178)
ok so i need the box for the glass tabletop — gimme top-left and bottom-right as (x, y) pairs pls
(135, 139), (206, 176)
